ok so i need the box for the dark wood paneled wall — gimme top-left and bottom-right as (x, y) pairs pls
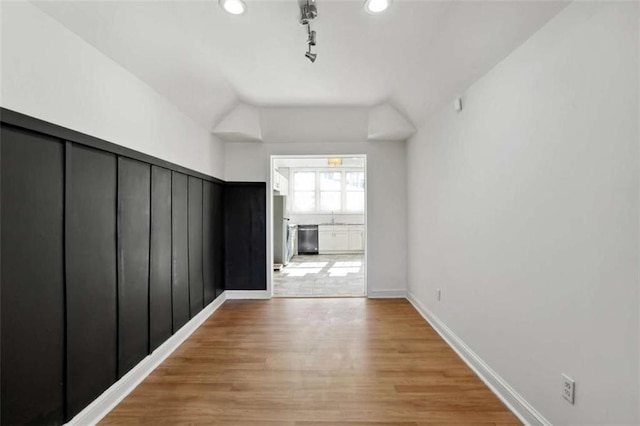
(1, 108), (265, 425)
(0, 127), (65, 425)
(188, 177), (204, 316)
(202, 181), (216, 304)
(117, 158), (151, 378)
(224, 183), (267, 291)
(66, 144), (118, 418)
(149, 166), (173, 352)
(212, 182), (226, 298)
(171, 172), (190, 331)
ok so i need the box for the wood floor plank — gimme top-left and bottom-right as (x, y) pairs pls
(101, 299), (520, 425)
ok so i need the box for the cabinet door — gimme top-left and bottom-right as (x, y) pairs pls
(318, 231), (333, 252)
(349, 229), (365, 251)
(333, 230), (350, 251)
(273, 172), (281, 191)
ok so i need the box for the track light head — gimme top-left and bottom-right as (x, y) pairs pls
(308, 30), (316, 46)
(305, 51), (317, 63)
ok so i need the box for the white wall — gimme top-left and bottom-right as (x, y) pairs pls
(407, 2), (639, 424)
(225, 141), (407, 297)
(0, 1), (224, 179)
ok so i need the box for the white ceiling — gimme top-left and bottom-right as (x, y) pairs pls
(33, 0), (568, 132)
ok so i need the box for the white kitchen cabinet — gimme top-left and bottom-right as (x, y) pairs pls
(319, 225), (363, 253)
(279, 175), (289, 196)
(273, 171), (289, 196)
(348, 226), (365, 251)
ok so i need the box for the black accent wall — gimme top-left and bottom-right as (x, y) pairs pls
(66, 144), (118, 418)
(1, 126), (65, 426)
(213, 183), (226, 298)
(117, 158), (151, 378)
(225, 183), (267, 291)
(202, 181), (216, 304)
(188, 177), (204, 316)
(149, 166), (173, 352)
(0, 108), (268, 425)
(171, 172), (190, 331)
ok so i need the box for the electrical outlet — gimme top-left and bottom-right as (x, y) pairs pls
(437, 289), (441, 301)
(562, 374), (575, 404)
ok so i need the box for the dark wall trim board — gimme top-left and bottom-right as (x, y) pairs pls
(0, 108), (267, 425)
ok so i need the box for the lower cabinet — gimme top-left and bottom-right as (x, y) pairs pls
(348, 226), (365, 251)
(319, 225), (365, 253)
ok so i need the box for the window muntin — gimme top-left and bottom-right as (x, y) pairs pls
(291, 169), (364, 213)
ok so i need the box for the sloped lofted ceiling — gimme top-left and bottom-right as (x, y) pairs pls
(33, 0), (568, 139)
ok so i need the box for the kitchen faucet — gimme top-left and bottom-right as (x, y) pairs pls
(331, 211), (335, 224)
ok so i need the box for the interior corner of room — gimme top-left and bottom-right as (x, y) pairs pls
(1, 0), (639, 425)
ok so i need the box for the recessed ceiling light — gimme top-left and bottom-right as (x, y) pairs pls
(220, 0), (247, 15)
(364, 0), (391, 14)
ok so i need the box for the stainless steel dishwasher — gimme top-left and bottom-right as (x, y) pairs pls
(297, 225), (318, 254)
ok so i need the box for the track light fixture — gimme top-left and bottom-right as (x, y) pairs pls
(305, 49), (317, 63)
(299, 0), (318, 62)
(307, 26), (316, 46)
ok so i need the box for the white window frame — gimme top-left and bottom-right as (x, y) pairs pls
(290, 168), (365, 214)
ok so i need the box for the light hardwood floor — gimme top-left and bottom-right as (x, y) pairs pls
(102, 298), (520, 425)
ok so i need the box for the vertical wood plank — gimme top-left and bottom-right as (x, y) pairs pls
(188, 177), (204, 315)
(150, 166), (173, 351)
(171, 172), (190, 331)
(66, 144), (117, 419)
(117, 158), (151, 377)
(0, 126), (65, 425)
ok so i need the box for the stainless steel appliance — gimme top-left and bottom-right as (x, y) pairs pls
(273, 195), (289, 265)
(286, 224), (297, 263)
(297, 225), (318, 254)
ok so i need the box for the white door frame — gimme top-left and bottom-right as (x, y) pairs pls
(267, 154), (368, 298)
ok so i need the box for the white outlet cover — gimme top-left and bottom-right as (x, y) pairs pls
(562, 374), (575, 404)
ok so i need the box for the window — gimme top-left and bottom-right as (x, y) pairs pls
(320, 172), (341, 211)
(293, 172), (315, 211)
(345, 171), (365, 212)
(292, 169), (365, 213)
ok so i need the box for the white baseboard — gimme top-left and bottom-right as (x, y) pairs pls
(406, 292), (550, 426)
(368, 289), (407, 298)
(225, 290), (271, 299)
(65, 293), (227, 426)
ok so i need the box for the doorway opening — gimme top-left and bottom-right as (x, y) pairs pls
(270, 155), (367, 297)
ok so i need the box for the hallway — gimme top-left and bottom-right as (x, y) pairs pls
(102, 299), (519, 425)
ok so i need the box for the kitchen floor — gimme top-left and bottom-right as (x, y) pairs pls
(273, 253), (365, 297)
